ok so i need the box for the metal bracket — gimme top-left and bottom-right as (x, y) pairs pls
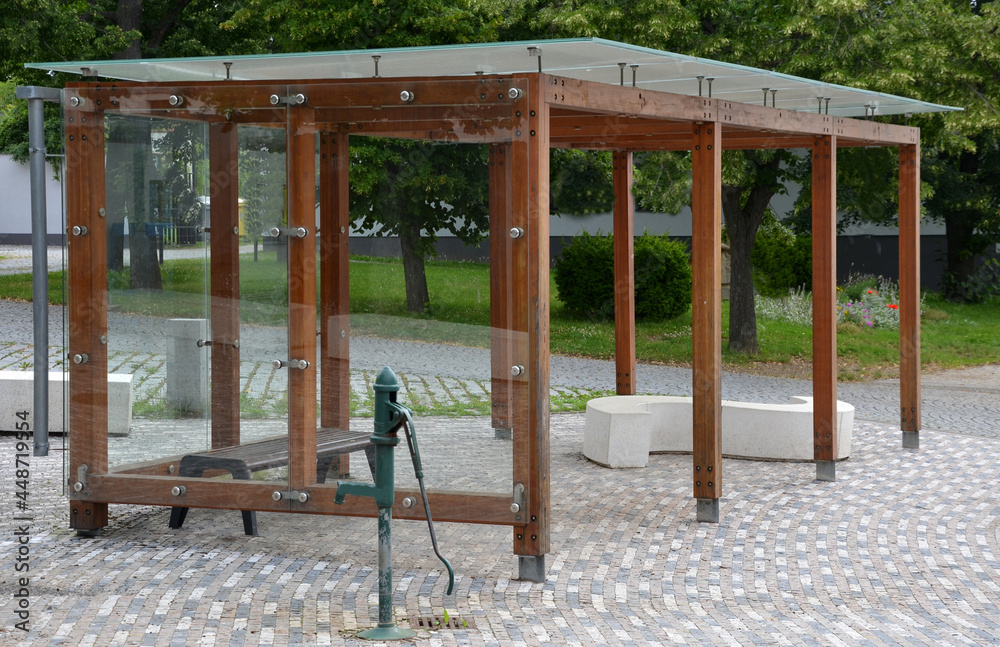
(73, 464), (89, 492)
(511, 483), (525, 521)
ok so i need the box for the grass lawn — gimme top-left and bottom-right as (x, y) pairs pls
(1, 254), (997, 380)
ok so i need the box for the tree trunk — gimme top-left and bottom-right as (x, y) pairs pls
(943, 213), (977, 301)
(722, 186), (762, 354)
(399, 218), (430, 313)
(114, 0), (142, 60)
(721, 157), (781, 354)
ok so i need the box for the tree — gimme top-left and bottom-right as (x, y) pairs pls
(225, 0), (503, 312)
(350, 139), (489, 312)
(781, 0), (1000, 301)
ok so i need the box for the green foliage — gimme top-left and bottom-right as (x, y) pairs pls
(553, 232), (691, 321)
(550, 149), (613, 215)
(751, 218), (812, 297)
(950, 258), (1000, 304)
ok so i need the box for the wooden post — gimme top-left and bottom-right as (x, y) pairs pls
(690, 122), (722, 523)
(287, 107), (318, 489)
(208, 122), (241, 450)
(812, 136), (838, 481)
(899, 143), (922, 448)
(320, 130), (351, 476)
(613, 150), (636, 395)
(512, 78), (550, 581)
(490, 143), (514, 438)
(65, 100), (109, 534)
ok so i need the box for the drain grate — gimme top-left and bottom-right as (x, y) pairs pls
(413, 615), (474, 630)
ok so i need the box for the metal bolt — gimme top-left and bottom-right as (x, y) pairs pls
(72, 353), (89, 365)
(99, 335), (107, 345)
(272, 359), (285, 369)
(291, 93), (307, 105)
(196, 339), (211, 348)
(98, 208), (106, 218)
(233, 226), (239, 235)
(71, 225), (89, 236)
(291, 359), (309, 370)
(168, 465), (175, 474)
(297, 492), (309, 503)
(340, 226), (346, 233)
(510, 227), (524, 239)
(171, 486), (186, 496)
(400, 90), (415, 103)
(168, 94), (184, 107)
(402, 497), (416, 508)
(340, 330), (346, 338)
(269, 94), (281, 106)
(511, 365), (524, 377)
(510, 502), (521, 514)
(73, 482), (83, 492)
(294, 227), (308, 238)
(233, 340), (239, 349)
(272, 491), (283, 501)
(508, 87), (522, 100)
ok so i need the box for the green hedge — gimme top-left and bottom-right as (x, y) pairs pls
(751, 223), (812, 297)
(554, 232), (692, 321)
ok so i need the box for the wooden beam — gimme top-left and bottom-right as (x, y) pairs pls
(286, 107), (318, 489)
(512, 76), (551, 560)
(811, 136), (838, 479)
(544, 75), (920, 146)
(489, 143), (514, 437)
(87, 474), (520, 525)
(319, 132), (352, 476)
(208, 122), (241, 450)
(690, 122), (723, 522)
(899, 143), (922, 448)
(65, 100), (109, 533)
(613, 150), (636, 395)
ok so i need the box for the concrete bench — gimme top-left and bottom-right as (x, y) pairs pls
(0, 371), (134, 437)
(584, 395), (854, 468)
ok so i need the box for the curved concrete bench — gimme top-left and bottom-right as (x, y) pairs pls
(584, 395), (853, 468)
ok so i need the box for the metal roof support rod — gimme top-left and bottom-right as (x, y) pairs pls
(372, 55), (380, 78)
(771, 89), (778, 108)
(630, 64), (638, 87)
(825, 98), (832, 115)
(15, 85), (61, 457)
(618, 62), (626, 86)
(697, 75), (704, 97)
(528, 46), (542, 73)
(762, 88), (769, 106)
(706, 77), (714, 98)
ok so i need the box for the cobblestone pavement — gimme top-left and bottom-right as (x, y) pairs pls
(3, 418), (1000, 646)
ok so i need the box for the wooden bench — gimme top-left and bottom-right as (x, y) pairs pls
(168, 427), (376, 535)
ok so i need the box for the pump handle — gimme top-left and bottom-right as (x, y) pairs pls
(387, 401), (455, 596)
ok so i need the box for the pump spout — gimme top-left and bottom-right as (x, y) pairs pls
(333, 480), (376, 505)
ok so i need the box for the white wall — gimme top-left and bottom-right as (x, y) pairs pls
(0, 155), (63, 238)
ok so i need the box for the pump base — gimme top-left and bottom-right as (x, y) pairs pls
(358, 624), (417, 641)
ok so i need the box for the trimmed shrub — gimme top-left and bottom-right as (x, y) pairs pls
(554, 232), (692, 321)
(751, 222), (812, 297)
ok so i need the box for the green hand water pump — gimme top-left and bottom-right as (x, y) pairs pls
(334, 366), (454, 640)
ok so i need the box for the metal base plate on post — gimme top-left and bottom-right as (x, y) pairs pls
(815, 460), (836, 482)
(494, 428), (512, 440)
(902, 431), (919, 449)
(518, 555), (546, 582)
(696, 498), (719, 523)
(358, 625), (417, 641)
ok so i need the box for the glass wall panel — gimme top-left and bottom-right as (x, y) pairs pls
(308, 79), (527, 499)
(103, 113), (213, 473)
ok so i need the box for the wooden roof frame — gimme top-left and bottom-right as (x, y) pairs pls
(62, 72), (921, 581)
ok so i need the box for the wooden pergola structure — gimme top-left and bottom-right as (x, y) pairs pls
(37, 39), (952, 581)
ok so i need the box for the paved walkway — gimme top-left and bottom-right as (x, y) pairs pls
(2, 257), (1000, 644)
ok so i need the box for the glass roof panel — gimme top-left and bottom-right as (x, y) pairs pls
(29, 37), (959, 117)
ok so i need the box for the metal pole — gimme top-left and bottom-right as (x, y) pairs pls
(17, 86), (61, 457)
